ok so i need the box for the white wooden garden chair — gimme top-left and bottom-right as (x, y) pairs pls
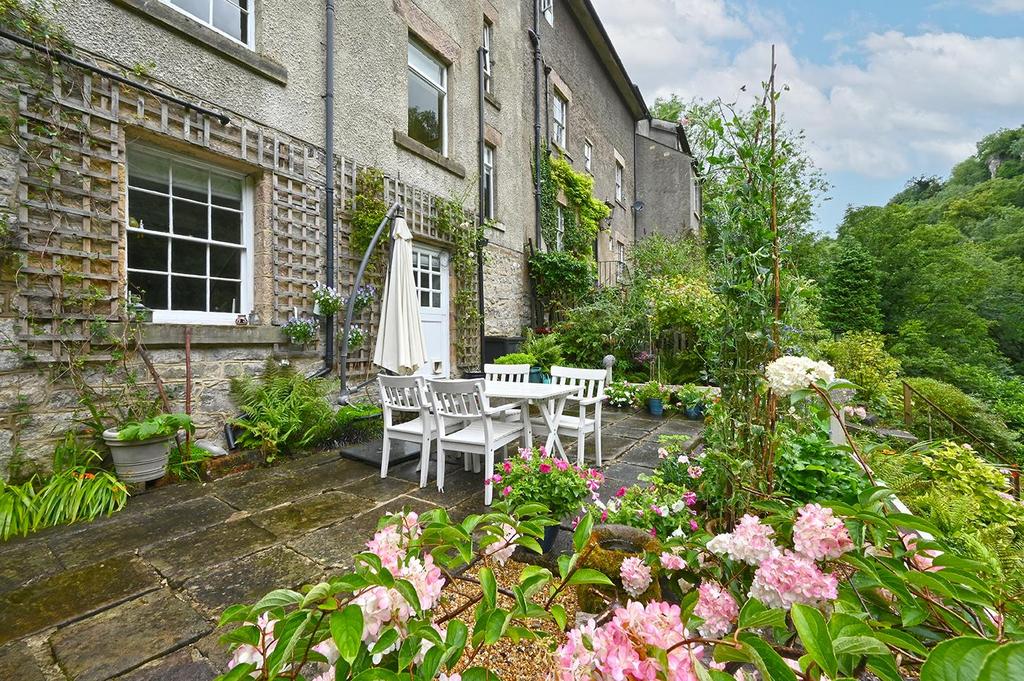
(531, 366), (607, 466)
(427, 378), (526, 505)
(484, 363), (530, 422)
(378, 374), (455, 488)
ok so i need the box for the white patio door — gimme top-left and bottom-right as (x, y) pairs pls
(411, 245), (450, 377)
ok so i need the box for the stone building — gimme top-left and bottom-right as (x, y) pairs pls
(0, 0), (700, 478)
(635, 118), (702, 239)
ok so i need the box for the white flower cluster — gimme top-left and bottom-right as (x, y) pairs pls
(764, 356), (835, 396)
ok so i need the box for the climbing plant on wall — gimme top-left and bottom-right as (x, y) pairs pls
(346, 167), (388, 275)
(435, 196), (483, 369)
(537, 147), (610, 256)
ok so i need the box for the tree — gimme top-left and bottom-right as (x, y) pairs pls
(820, 240), (883, 335)
(649, 93), (684, 122)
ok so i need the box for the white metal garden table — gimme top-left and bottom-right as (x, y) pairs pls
(484, 380), (577, 457)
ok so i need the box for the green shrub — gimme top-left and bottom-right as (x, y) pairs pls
(774, 430), (869, 504)
(904, 377), (1020, 461)
(493, 352), (535, 367)
(819, 331), (901, 408)
(820, 240), (883, 335)
(519, 330), (563, 372)
(556, 289), (641, 368)
(528, 250), (596, 314)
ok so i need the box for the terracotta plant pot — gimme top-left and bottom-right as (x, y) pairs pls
(102, 429), (173, 483)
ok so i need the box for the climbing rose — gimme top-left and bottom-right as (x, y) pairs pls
(706, 514), (778, 566)
(693, 582), (739, 638)
(792, 503), (854, 561)
(748, 550), (838, 609)
(555, 601), (702, 681)
(765, 356), (835, 396)
(619, 556), (653, 597)
(659, 552), (686, 571)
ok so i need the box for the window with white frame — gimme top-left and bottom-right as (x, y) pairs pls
(482, 21), (494, 94)
(408, 39), (447, 155)
(163, 0), (252, 46)
(615, 161), (623, 202)
(583, 140), (593, 173)
(541, 0), (553, 25)
(126, 147), (252, 324)
(552, 92), (567, 149)
(413, 250), (444, 309)
(483, 144), (496, 220)
(555, 204), (565, 250)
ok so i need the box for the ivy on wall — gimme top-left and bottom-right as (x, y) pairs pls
(346, 167), (388, 275)
(435, 197), (483, 369)
(538, 148), (610, 256)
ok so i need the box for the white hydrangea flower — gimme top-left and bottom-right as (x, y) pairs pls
(765, 356), (835, 396)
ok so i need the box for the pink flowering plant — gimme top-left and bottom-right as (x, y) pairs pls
(498, 446), (603, 519)
(594, 482), (700, 539)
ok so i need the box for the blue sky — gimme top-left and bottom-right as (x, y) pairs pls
(591, 0), (1024, 233)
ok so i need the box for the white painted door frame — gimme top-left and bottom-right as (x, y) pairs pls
(411, 244), (450, 378)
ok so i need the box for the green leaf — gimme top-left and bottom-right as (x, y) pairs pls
(738, 632), (798, 681)
(567, 568), (614, 587)
(484, 608), (510, 645)
(371, 627), (399, 654)
(574, 511), (594, 553)
(871, 629), (929, 657)
(331, 605), (364, 664)
(251, 588), (302, 613)
(443, 620), (468, 670)
(832, 636), (891, 657)
(977, 642), (1024, 681)
(551, 603), (567, 631)
(738, 598), (786, 630)
(217, 604), (252, 627)
(461, 667), (502, 681)
(394, 578), (422, 613)
(479, 567), (497, 609)
(920, 636), (1000, 681)
(351, 670), (400, 681)
(301, 581), (333, 608)
(219, 663), (257, 680)
(791, 603), (838, 680)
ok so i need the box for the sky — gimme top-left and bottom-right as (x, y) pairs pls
(590, 0), (1024, 233)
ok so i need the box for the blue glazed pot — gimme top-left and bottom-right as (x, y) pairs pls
(529, 366), (544, 383)
(648, 398), (664, 417)
(541, 525), (560, 553)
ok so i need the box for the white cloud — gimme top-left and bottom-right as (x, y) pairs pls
(975, 0), (1024, 14)
(593, 0), (1024, 181)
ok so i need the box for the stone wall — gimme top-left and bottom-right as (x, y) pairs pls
(482, 242), (529, 337)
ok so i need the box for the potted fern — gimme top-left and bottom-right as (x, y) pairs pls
(102, 413), (194, 483)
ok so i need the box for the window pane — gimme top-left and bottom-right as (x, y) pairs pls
(129, 189), (169, 232)
(408, 41), (444, 88)
(432, 292), (441, 307)
(211, 174), (242, 209)
(210, 244), (241, 278)
(210, 279), (241, 313)
(432, 273), (441, 291)
(173, 163), (208, 202)
(127, 151), (169, 193)
(128, 232), (167, 272)
(128, 271), (168, 310)
(408, 71), (443, 153)
(173, 239), (206, 275)
(173, 199), (208, 238)
(171, 0), (209, 22)
(212, 207), (242, 243)
(172, 276), (206, 311)
(420, 291), (429, 307)
(212, 0), (245, 42)
(420, 271), (429, 289)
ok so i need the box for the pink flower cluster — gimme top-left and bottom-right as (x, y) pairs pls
(792, 503), (854, 561)
(555, 601), (703, 681)
(482, 523), (519, 566)
(659, 551), (686, 571)
(705, 514), (778, 565)
(228, 613), (278, 674)
(693, 582), (739, 638)
(619, 556), (653, 597)
(748, 550), (838, 609)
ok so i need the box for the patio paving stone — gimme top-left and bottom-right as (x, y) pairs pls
(0, 556), (160, 645)
(289, 495), (438, 570)
(51, 496), (238, 568)
(114, 648), (217, 681)
(0, 538), (61, 594)
(50, 589), (210, 681)
(339, 472), (418, 502)
(655, 418), (704, 436)
(619, 440), (666, 469)
(0, 640), (46, 681)
(183, 545), (321, 614)
(249, 490), (365, 539)
(600, 462), (655, 492)
(142, 518), (278, 585)
(602, 424), (655, 440)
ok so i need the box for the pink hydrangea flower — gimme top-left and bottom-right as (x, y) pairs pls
(748, 550), (838, 609)
(690, 519), (699, 532)
(693, 582), (739, 638)
(705, 514), (777, 566)
(555, 601), (702, 681)
(620, 557), (653, 597)
(659, 552), (686, 571)
(792, 503), (854, 561)
(228, 613), (277, 672)
(483, 523), (518, 566)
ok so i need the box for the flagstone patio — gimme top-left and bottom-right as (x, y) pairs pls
(0, 408), (701, 681)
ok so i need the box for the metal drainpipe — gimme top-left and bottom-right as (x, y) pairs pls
(530, 2), (542, 248)
(323, 0), (337, 372)
(477, 46), (488, 371)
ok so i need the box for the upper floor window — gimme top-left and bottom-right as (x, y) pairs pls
(552, 92), (567, 149)
(583, 140), (593, 173)
(615, 161), (623, 202)
(482, 21), (494, 94)
(541, 0), (553, 25)
(164, 0), (252, 46)
(483, 144), (496, 220)
(126, 146), (253, 324)
(408, 39), (447, 155)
